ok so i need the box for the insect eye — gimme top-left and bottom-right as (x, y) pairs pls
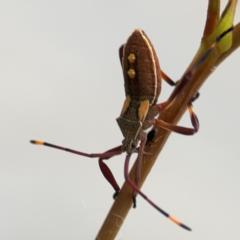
(146, 129), (157, 143)
(131, 142), (137, 149)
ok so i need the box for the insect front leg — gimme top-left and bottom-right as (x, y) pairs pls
(98, 145), (123, 198)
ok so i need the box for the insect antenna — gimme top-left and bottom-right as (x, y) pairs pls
(30, 140), (122, 159)
(124, 154), (191, 231)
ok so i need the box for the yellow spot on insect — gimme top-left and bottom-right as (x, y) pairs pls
(31, 140), (44, 145)
(120, 95), (131, 116)
(138, 100), (149, 121)
(169, 216), (180, 225)
(128, 54), (136, 64)
(128, 69), (135, 79)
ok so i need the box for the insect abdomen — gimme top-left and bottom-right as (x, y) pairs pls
(122, 29), (162, 105)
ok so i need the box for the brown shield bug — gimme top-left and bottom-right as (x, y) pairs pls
(31, 27), (233, 230)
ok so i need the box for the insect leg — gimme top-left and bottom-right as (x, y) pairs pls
(161, 70), (175, 86)
(154, 102), (199, 135)
(124, 154), (191, 231)
(161, 71), (200, 104)
(98, 146), (123, 198)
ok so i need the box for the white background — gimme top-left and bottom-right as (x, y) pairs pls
(1, 0), (240, 239)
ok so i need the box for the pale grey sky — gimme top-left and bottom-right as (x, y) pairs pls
(1, 1), (240, 239)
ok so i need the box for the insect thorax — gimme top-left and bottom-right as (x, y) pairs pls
(116, 116), (141, 154)
(116, 97), (150, 154)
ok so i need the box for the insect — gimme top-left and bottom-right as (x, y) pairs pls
(31, 27), (233, 231)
